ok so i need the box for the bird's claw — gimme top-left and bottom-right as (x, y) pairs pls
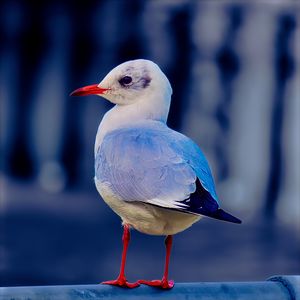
(138, 278), (174, 289)
(101, 277), (140, 288)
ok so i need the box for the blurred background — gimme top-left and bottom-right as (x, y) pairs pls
(0, 0), (299, 287)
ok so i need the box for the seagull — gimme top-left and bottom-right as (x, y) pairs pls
(70, 59), (241, 289)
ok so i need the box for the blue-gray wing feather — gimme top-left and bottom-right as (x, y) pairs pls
(95, 122), (219, 211)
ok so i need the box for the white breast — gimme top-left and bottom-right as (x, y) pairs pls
(95, 179), (201, 236)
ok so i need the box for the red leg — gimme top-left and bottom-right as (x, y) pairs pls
(102, 224), (139, 288)
(138, 235), (174, 289)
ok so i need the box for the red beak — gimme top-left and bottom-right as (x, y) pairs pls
(70, 84), (110, 97)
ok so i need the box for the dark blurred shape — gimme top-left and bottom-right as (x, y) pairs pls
(116, 0), (145, 63)
(265, 14), (296, 219)
(61, 1), (100, 186)
(214, 5), (242, 180)
(167, 5), (192, 131)
(6, 3), (49, 178)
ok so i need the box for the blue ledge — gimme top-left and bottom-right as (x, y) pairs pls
(0, 276), (299, 300)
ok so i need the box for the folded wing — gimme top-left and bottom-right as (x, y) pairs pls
(95, 122), (241, 223)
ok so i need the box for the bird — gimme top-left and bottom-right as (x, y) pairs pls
(70, 59), (241, 289)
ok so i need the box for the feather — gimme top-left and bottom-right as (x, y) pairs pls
(95, 121), (241, 223)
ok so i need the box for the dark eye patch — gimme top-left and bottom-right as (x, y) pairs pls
(140, 75), (151, 88)
(119, 76), (132, 86)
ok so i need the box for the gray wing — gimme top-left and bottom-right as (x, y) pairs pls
(95, 124), (219, 211)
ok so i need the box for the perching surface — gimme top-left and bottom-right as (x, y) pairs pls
(1, 276), (299, 300)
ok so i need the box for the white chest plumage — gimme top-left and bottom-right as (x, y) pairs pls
(95, 179), (200, 236)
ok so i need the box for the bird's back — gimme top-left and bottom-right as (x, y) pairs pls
(95, 120), (216, 205)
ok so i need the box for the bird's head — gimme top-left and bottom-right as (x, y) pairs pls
(70, 59), (172, 106)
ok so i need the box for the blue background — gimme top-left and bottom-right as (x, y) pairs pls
(0, 0), (299, 286)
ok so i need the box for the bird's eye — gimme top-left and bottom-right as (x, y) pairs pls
(119, 76), (132, 86)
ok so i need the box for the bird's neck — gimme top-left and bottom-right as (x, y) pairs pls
(94, 94), (170, 156)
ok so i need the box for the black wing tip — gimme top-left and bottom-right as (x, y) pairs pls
(212, 208), (242, 224)
(195, 207), (242, 224)
(188, 179), (242, 224)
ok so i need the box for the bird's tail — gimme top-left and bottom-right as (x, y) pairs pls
(199, 208), (242, 224)
(186, 180), (242, 224)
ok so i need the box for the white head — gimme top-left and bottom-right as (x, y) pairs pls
(71, 59), (172, 111)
